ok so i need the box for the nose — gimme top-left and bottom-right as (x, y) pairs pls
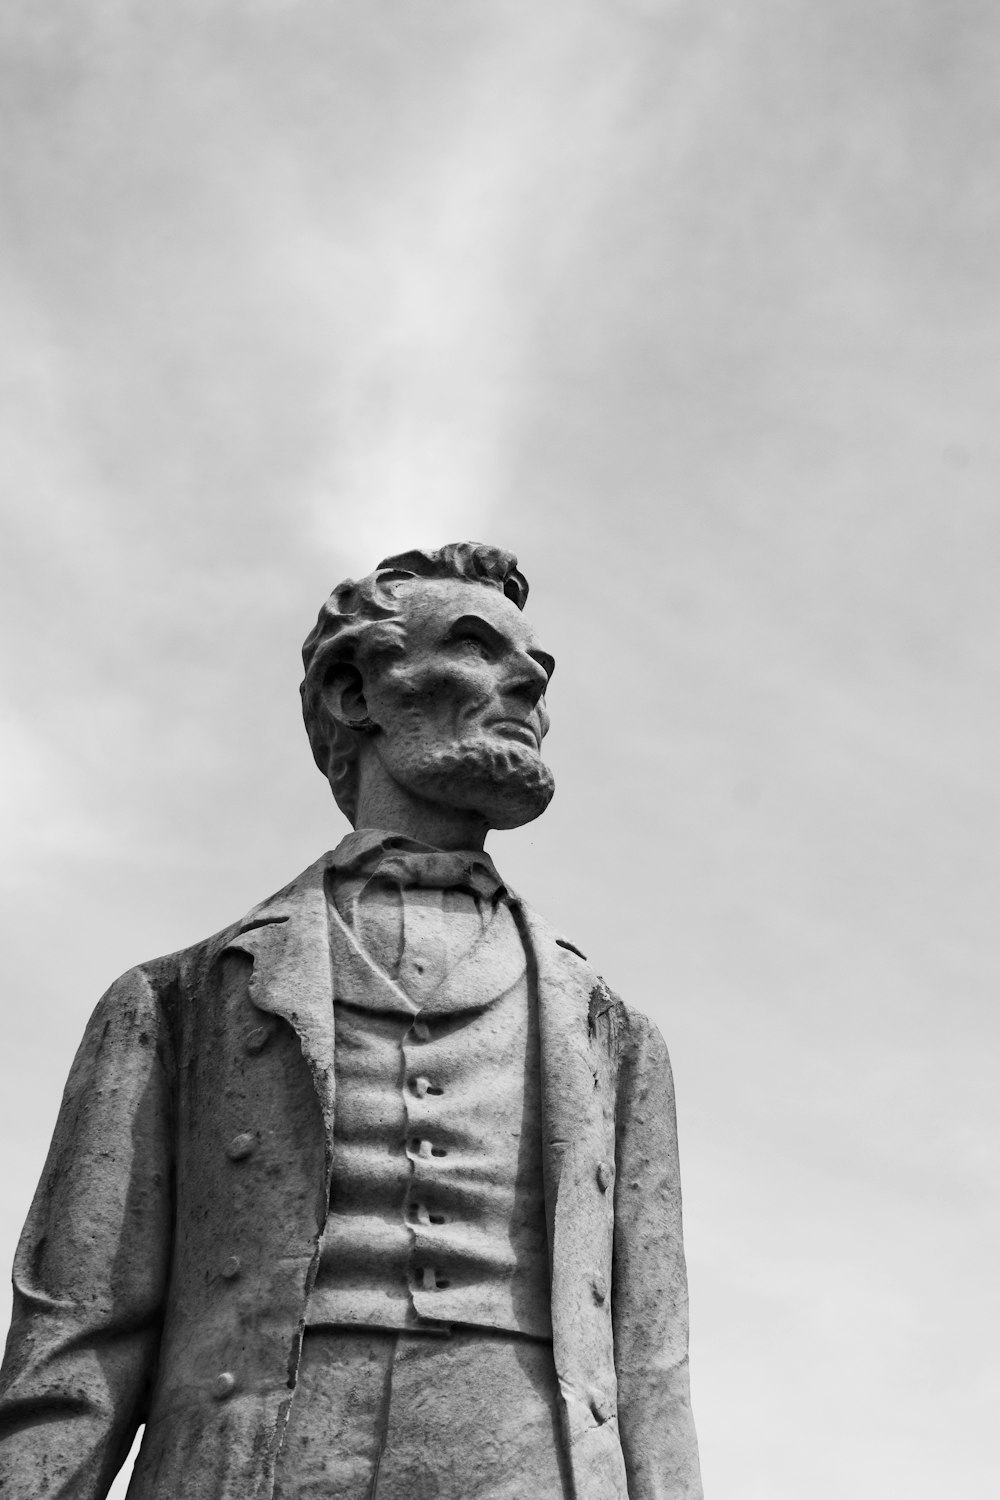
(506, 652), (549, 711)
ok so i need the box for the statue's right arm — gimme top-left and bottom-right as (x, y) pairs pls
(0, 962), (175, 1499)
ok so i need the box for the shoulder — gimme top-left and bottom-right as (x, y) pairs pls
(105, 919), (242, 1006)
(120, 851), (334, 998)
(508, 890), (599, 984)
(510, 893), (661, 1045)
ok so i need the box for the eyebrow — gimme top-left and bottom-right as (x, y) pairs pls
(444, 614), (555, 682)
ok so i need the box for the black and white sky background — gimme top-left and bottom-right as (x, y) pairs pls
(2, 3), (998, 1495)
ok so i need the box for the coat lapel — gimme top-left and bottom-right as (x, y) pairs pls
(224, 854), (337, 1156)
(513, 901), (600, 1210)
(514, 899), (629, 1500)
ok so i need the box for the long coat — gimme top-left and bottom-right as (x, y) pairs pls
(0, 853), (702, 1500)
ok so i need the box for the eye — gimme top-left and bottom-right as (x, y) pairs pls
(453, 632), (492, 658)
(444, 616), (503, 660)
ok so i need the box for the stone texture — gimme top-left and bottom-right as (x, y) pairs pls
(272, 1329), (570, 1499)
(0, 543), (701, 1498)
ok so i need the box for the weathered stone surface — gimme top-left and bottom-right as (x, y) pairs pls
(0, 542), (702, 1498)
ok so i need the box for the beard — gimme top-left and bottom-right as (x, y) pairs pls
(400, 736), (555, 830)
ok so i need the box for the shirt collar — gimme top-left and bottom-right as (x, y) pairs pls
(329, 828), (506, 901)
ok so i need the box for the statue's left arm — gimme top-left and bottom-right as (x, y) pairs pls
(612, 1004), (703, 1500)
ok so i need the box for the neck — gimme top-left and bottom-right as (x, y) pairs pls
(352, 759), (489, 852)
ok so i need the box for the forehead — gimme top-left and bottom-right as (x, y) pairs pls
(396, 577), (540, 652)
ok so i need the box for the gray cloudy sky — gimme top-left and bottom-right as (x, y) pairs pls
(2, 3), (998, 1496)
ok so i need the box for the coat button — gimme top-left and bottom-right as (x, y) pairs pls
(221, 1256), (241, 1280)
(591, 1273), (608, 1305)
(244, 1025), (271, 1054)
(214, 1372), (237, 1400)
(596, 1161), (614, 1192)
(227, 1132), (256, 1161)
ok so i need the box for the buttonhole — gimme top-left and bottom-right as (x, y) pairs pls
(429, 1213), (445, 1225)
(431, 1147), (448, 1157)
(427, 1085), (444, 1096)
(435, 1277), (451, 1289)
(556, 937), (587, 960)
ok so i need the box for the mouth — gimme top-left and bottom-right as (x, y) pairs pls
(485, 717), (541, 750)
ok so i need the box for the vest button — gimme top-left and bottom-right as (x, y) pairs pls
(411, 1020), (431, 1042)
(213, 1372), (237, 1401)
(408, 1200), (447, 1227)
(244, 1025), (271, 1054)
(410, 1075), (444, 1097)
(596, 1161), (614, 1193)
(227, 1132), (256, 1161)
(417, 1265), (450, 1292)
(591, 1273), (608, 1305)
(221, 1255), (242, 1280)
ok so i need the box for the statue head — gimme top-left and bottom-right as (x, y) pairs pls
(301, 542), (555, 838)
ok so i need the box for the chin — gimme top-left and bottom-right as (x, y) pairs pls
(403, 739), (555, 830)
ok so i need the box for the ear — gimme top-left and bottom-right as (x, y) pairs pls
(321, 661), (378, 733)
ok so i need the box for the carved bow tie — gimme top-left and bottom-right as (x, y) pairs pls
(331, 833), (506, 903)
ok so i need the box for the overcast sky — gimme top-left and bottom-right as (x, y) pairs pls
(2, 4), (998, 1496)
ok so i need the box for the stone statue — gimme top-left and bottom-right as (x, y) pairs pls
(0, 542), (702, 1499)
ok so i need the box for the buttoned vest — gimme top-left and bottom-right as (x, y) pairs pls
(306, 893), (552, 1340)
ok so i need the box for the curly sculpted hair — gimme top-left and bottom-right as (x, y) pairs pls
(300, 541), (529, 824)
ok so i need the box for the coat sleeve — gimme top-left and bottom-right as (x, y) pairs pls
(0, 963), (175, 1499)
(612, 1006), (702, 1500)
